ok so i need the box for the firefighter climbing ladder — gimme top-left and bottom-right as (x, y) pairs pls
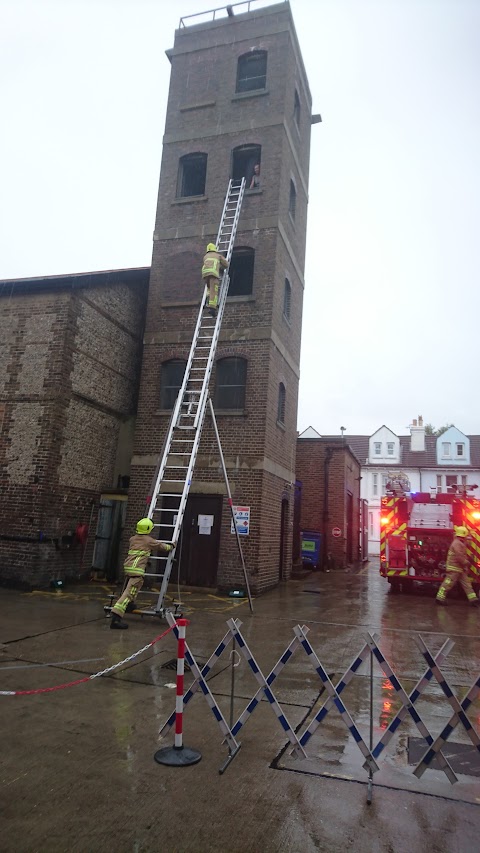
(140, 178), (251, 616)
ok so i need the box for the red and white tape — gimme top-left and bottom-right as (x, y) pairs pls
(0, 624), (174, 696)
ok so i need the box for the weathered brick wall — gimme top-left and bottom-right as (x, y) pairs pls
(0, 273), (148, 587)
(296, 439), (361, 569)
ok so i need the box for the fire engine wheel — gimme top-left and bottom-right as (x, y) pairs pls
(389, 579), (401, 594)
(401, 579), (414, 594)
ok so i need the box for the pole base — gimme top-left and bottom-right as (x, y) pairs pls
(154, 745), (202, 767)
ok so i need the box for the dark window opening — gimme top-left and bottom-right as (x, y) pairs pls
(277, 382), (286, 425)
(293, 89), (301, 127)
(177, 153), (207, 198)
(236, 51), (267, 93)
(228, 247), (255, 297)
(232, 145), (261, 188)
(288, 180), (296, 219)
(160, 359), (186, 409)
(283, 278), (291, 321)
(215, 357), (247, 410)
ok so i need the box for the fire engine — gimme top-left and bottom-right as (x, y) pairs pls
(380, 484), (480, 593)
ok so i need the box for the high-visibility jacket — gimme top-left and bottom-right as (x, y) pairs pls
(202, 251), (228, 281)
(445, 537), (468, 573)
(124, 534), (169, 577)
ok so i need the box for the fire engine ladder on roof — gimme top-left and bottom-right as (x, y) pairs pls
(139, 178), (252, 616)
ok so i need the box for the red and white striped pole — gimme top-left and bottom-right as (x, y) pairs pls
(154, 618), (202, 767)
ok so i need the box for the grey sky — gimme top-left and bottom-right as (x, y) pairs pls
(1, 0), (479, 437)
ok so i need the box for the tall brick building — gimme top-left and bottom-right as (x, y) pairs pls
(0, 270), (148, 586)
(126, 2), (316, 594)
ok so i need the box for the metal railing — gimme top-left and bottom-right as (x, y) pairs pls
(179, 0), (286, 29)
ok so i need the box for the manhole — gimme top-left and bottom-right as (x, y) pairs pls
(161, 658), (191, 672)
(408, 737), (480, 777)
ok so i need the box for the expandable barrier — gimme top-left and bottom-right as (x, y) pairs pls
(157, 616), (480, 799)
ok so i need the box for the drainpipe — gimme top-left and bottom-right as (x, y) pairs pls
(322, 447), (334, 570)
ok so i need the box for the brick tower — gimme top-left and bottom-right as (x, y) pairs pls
(127, 1), (314, 594)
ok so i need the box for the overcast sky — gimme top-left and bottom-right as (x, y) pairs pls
(1, 0), (479, 438)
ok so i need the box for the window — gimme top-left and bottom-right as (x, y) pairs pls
(236, 51), (267, 93)
(160, 359), (186, 409)
(442, 442), (451, 457)
(232, 145), (261, 187)
(372, 474), (378, 496)
(446, 475), (458, 490)
(387, 442), (394, 456)
(381, 475), (388, 495)
(288, 180), (296, 219)
(461, 475), (467, 486)
(293, 89), (301, 127)
(215, 358), (247, 410)
(436, 474), (442, 492)
(228, 247), (254, 297)
(456, 443), (464, 457)
(283, 278), (291, 322)
(369, 512), (373, 537)
(374, 442), (381, 455)
(176, 153), (207, 198)
(277, 383), (286, 425)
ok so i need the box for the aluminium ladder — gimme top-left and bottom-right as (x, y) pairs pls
(142, 178), (246, 615)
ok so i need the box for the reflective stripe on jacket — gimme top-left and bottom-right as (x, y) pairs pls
(123, 534), (168, 576)
(445, 537), (468, 573)
(202, 251), (228, 280)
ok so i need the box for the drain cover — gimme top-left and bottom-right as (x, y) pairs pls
(408, 737), (480, 777)
(161, 658), (191, 672)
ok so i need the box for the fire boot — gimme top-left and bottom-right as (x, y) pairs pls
(110, 613), (128, 629)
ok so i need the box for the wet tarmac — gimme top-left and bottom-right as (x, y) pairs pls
(2, 562), (480, 852)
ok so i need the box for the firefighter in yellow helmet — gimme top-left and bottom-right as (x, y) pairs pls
(110, 518), (173, 629)
(436, 526), (479, 607)
(202, 242), (229, 316)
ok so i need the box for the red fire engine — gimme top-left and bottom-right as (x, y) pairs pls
(380, 487), (480, 593)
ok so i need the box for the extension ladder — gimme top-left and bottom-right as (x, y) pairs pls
(142, 179), (246, 615)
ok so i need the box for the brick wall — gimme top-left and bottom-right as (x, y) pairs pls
(0, 271), (148, 587)
(296, 438), (361, 569)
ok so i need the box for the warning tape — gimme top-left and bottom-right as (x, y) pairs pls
(0, 624), (174, 696)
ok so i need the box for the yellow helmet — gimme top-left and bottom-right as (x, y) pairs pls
(136, 518), (154, 535)
(206, 243), (217, 252)
(454, 525), (469, 538)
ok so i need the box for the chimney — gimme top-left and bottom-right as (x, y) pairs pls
(410, 414), (425, 452)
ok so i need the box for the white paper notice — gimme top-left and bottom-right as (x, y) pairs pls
(198, 514), (214, 535)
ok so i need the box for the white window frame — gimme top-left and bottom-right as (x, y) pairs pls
(442, 442), (451, 458)
(456, 443), (464, 457)
(436, 474), (442, 492)
(372, 474), (378, 496)
(381, 474), (388, 495)
(387, 442), (394, 456)
(369, 512), (374, 537)
(374, 442), (381, 456)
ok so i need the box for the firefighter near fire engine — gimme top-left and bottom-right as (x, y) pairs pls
(436, 526), (479, 607)
(110, 519), (173, 629)
(202, 243), (229, 316)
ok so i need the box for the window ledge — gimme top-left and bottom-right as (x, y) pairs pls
(212, 409), (246, 417)
(276, 420), (286, 431)
(160, 299), (199, 308)
(244, 188), (263, 196)
(155, 409), (175, 416)
(180, 100), (216, 112)
(227, 294), (255, 303)
(288, 211), (296, 227)
(172, 195), (208, 205)
(232, 89), (269, 102)
(282, 313), (291, 328)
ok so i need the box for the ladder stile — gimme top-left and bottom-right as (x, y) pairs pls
(144, 179), (245, 615)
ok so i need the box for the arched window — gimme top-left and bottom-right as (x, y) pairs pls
(288, 180), (296, 219)
(283, 278), (291, 322)
(277, 382), (286, 425)
(176, 153), (207, 198)
(228, 247), (254, 297)
(232, 144), (261, 187)
(236, 51), (267, 93)
(215, 357), (247, 410)
(293, 89), (301, 127)
(160, 359), (186, 409)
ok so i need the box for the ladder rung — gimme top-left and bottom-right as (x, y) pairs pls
(156, 493), (183, 498)
(142, 571), (165, 578)
(162, 478), (188, 482)
(153, 507), (179, 512)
